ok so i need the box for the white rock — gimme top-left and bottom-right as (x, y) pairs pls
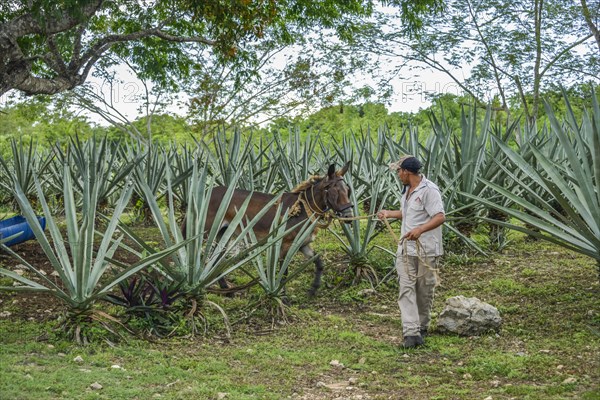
(438, 296), (502, 336)
(357, 288), (376, 297)
(73, 356), (84, 363)
(90, 382), (103, 390)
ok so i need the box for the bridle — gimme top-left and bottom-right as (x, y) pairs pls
(306, 177), (352, 217)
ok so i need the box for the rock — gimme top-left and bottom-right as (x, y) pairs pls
(90, 382), (103, 390)
(437, 296), (502, 336)
(73, 356), (84, 363)
(357, 288), (376, 297)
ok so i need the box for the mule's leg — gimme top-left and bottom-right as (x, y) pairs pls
(213, 223), (234, 295)
(301, 245), (323, 296)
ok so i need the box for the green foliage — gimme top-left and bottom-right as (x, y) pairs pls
(246, 207), (318, 299)
(468, 91), (600, 264)
(0, 149), (187, 343)
(0, 99), (96, 151)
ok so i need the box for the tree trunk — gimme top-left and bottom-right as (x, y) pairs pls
(581, 0), (600, 53)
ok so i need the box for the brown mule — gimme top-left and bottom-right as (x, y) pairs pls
(182, 162), (354, 296)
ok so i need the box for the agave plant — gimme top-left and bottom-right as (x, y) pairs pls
(243, 206), (318, 322)
(166, 142), (196, 212)
(330, 166), (390, 286)
(467, 94), (600, 271)
(274, 128), (322, 192)
(0, 138), (54, 211)
(123, 155), (288, 336)
(202, 127), (254, 189)
(123, 141), (170, 224)
(247, 135), (280, 193)
(50, 135), (141, 214)
(0, 162), (187, 344)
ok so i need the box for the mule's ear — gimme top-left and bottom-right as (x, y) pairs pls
(327, 164), (336, 179)
(338, 161), (351, 176)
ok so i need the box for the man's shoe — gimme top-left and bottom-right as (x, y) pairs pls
(403, 335), (424, 348)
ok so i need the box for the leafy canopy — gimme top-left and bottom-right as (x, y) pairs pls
(0, 0), (442, 98)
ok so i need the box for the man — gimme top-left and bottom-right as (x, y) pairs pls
(378, 155), (446, 348)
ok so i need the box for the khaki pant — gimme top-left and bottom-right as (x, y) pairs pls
(395, 253), (439, 337)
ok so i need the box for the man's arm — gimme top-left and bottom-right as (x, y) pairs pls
(377, 209), (402, 219)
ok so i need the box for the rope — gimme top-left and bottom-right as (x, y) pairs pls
(334, 213), (441, 286)
(288, 183), (440, 284)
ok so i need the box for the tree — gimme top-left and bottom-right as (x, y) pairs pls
(1, 1), (445, 132)
(349, 0), (599, 125)
(0, 0), (376, 98)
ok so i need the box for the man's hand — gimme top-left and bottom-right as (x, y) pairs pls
(402, 213), (445, 241)
(402, 227), (423, 241)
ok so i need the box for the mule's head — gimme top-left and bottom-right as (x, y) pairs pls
(319, 162), (354, 222)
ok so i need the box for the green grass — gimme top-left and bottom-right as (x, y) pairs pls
(1, 226), (599, 399)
